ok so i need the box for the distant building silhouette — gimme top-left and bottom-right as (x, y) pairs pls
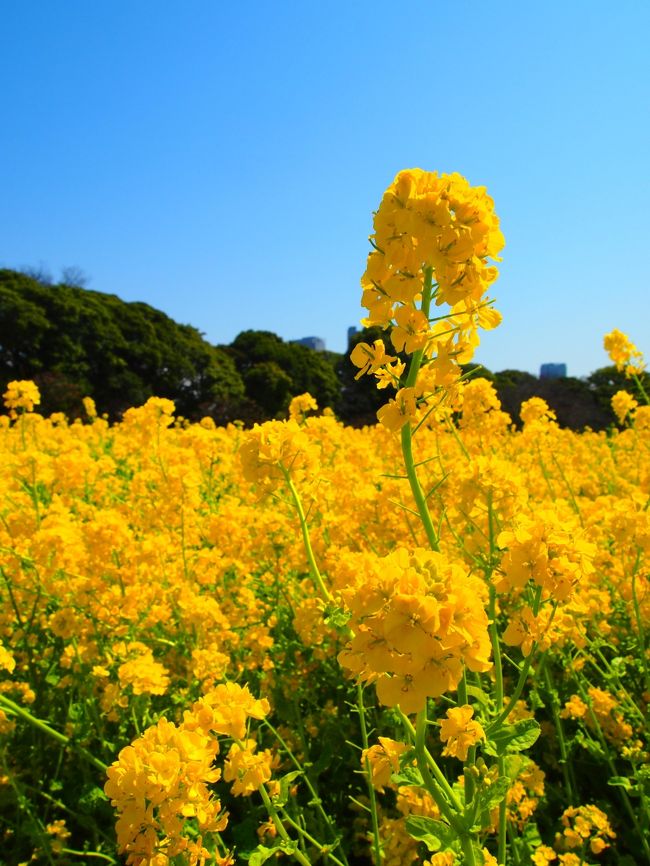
(347, 326), (359, 344)
(540, 363), (567, 379)
(295, 336), (326, 351)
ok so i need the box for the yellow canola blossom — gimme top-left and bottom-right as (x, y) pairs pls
(439, 705), (486, 761)
(362, 737), (409, 792)
(338, 548), (491, 714)
(604, 328), (645, 376)
(362, 169), (504, 319)
(3, 379), (41, 414)
(105, 717), (226, 865)
(240, 419), (318, 492)
(223, 739), (275, 796)
(1, 353), (650, 864)
(611, 389), (638, 425)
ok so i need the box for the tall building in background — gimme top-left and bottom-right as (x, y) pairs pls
(347, 326), (359, 344)
(295, 336), (326, 351)
(540, 362), (567, 379)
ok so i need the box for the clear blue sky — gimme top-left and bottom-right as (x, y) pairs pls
(3, 1), (649, 377)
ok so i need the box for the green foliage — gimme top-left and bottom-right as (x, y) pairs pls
(587, 365), (650, 420)
(492, 368), (610, 429)
(405, 815), (456, 853)
(485, 719), (541, 757)
(4, 267), (647, 431)
(0, 269), (244, 420)
(229, 329), (341, 419)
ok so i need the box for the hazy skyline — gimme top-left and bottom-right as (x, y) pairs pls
(3, 1), (649, 377)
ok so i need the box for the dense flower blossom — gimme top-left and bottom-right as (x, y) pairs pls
(3, 379), (41, 413)
(359, 169), (504, 430)
(611, 389), (638, 425)
(559, 804), (615, 854)
(439, 705), (485, 760)
(604, 328), (645, 376)
(288, 392), (318, 423)
(2, 310), (650, 865)
(223, 739), (274, 796)
(240, 419), (317, 492)
(362, 737), (409, 791)
(105, 717), (227, 865)
(338, 548), (491, 713)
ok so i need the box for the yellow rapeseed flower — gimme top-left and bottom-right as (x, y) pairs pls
(438, 705), (485, 761)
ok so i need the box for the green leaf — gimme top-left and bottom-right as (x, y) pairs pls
(391, 765), (423, 788)
(404, 816), (456, 852)
(502, 755), (527, 780)
(78, 785), (108, 813)
(520, 820), (543, 850)
(487, 719), (541, 756)
(274, 770), (303, 807)
(466, 685), (491, 709)
(575, 730), (606, 759)
(248, 844), (290, 866)
(476, 776), (510, 811)
(608, 775), (633, 791)
(324, 605), (351, 629)
(471, 842), (485, 865)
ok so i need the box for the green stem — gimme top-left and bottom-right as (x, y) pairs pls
(573, 673), (650, 863)
(282, 468), (332, 603)
(0, 694), (107, 773)
(488, 586), (507, 865)
(415, 711), (477, 865)
(457, 669), (469, 706)
(630, 549), (650, 693)
(264, 719), (349, 866)
(277, 809), (347, 866)
(487, 587), (543, 735)
(60, 852), (117, 864)
(399, 709), (463, 813)
(578, 641), (644, 722)
(550, 451), (582, 523)
(400, 267), (440, 552)
(542, 665), (576, 804)
(356, 684), (383, 865)
(258, 783), (313, 866)
(632, 372), (650, 405)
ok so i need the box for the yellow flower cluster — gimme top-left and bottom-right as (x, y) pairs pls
(362, 168), (504, 322)
(240, 419), (317, 492)
(3, 379), (41, 414)
(353, 169), (504, 431)
(559, 804), (616, 855)
(560, 687), (633, 748)
(520, 396), (557, 428)
(362, 736), (409, 791)
(117, 642), (171, 696)
(604, 328), (645, 376)
(224, 739), (275, 796)
(288, 392), (319, 423)
(105, 716), (226, 865)
(105, 682), (270, 863)
(438, 705), (485, 761)
(497, 510), (595, 601)
(611, 389), (638, 425)
(338, 548), (491, 713)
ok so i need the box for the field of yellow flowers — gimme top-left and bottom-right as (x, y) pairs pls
(1, 171), (649, 866)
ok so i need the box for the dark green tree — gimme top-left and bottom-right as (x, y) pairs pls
(336, 326), (393, 426)
(229, 330), (340, 419)
(492, 368), (610, 429)
(587, 365), (650, 424)
(0, 270), (245, 420)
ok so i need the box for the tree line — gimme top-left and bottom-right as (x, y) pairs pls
(1, 269), (645, 429)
